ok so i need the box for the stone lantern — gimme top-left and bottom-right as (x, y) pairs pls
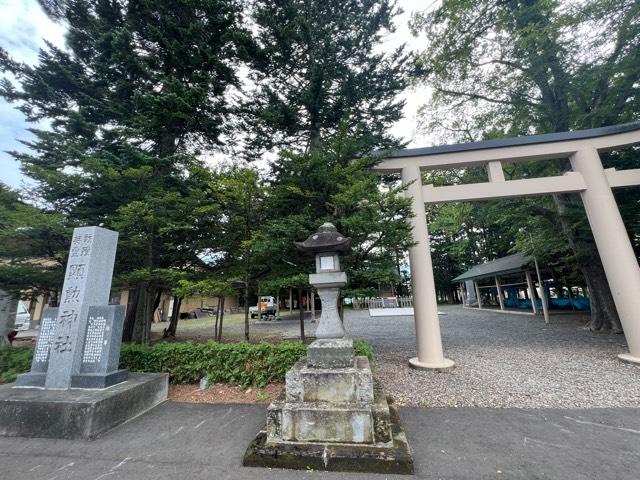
(243, 223), (413, 474)
(294, 222), (351, 339)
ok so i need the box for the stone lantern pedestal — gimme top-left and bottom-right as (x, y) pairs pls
(243, 224), (413, 474)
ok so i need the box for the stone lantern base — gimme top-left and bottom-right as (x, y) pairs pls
(243, 339), (414, 474)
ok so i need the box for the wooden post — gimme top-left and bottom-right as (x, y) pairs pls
(534, 257), (550, 324)
(474, 280), (483, 309)
(525, 270), (538, 314)
(289, 288), (293, 316)
(494, 276), (505, 310)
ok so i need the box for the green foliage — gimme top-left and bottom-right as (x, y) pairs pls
(245, 0), (408, 154)
(119, 341), (305, 386)
(0, 340), (375, 387)
(258, 275), (309, 295)
(0, 1), (253, 343)
(353, 339), (374, 364)
(0, 347), (33, 384)
(411, 0), (640, 322)
(173, 279), (236, 299)
(0, 184), (69, 299)
(253, 129), (414, 297)
(120, 339), (374, 387)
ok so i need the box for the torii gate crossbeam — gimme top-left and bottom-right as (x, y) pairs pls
(375, 122), (640, 369)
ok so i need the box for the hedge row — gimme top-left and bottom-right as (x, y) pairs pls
(0, 346), (33, 384)
(0, 339), (374, 388)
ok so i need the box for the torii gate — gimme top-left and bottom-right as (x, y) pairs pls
(375, 122), (640, 369)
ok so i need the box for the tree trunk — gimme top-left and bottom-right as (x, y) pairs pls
(244, 280), (250, 342)
(289, 288), (293, 315)
(214, 297), (221, 341)
(131, 283), (159, 344)
(49, 289), (59, 308)
(298, 288), (305, 343)
(122, 286), (140, 342)
(552, 192), (622, 332)
(257, 292), (262, 319)
(164, 296), (182, 338)
(218, 295), (226, 342)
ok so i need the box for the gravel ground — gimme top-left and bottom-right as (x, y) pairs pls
(169, 383), (284, 404)
(344, 305), (640, 408)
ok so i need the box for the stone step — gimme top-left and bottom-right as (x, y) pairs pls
(267, 386), (392, 445)
(271, 401), (374, 443)
(307, 338), (354, 368)
(285, 356), (373, 404)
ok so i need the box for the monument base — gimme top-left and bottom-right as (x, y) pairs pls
(243, 399), (413, 474)
(15, 369), (129, 389)
(0, 373), (168, 439)
(14, 372), (46, 387)
(72, 369), (129, 388)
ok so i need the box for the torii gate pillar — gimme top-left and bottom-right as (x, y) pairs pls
(402, 164), (455, 370)
(382, 123), (640, 367)
(571, 148), (640, 364)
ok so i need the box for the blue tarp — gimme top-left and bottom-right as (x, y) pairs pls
(502, 286), (590, 311)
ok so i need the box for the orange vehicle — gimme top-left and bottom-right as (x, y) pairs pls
(249, 296), (277, 318)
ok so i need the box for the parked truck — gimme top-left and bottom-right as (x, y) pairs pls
(249, 296), (277, 319)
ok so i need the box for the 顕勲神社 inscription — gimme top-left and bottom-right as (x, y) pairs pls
(16, 226), (128, 389)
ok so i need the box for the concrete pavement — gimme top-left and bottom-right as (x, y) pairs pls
(0, 401), (638, 479)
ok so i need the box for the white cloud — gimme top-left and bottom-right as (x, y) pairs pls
(381, 0), (436, 148)
(0, 0), (66, 188)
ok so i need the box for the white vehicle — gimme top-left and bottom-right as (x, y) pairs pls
(13, 302), (31, 331)
(250, 296), (277, 318)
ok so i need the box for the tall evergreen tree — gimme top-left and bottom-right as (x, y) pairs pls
(245, 0), (408, 154)
(244, 1), (414, 297)
(1, 0), (251, 342)
(252, 130), (414, 298)
(0, 183), (68, 303)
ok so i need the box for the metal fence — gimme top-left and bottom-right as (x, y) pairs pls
(351, 296), (413, 310)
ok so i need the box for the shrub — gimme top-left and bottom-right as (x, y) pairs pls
(121, 340), (375, 387)
(1, 340), (375, 388)
(0, 346), (33, 383)
(353, 339), (374, 363)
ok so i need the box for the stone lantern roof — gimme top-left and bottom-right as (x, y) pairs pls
(294, 223), (351, 254)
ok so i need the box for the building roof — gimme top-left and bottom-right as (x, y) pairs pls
(382, 122), (640, 159)
(452, 253), (531, 282)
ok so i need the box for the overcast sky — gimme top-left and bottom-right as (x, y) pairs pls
(0, 0), (432, 188)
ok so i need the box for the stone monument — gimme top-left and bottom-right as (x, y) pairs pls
(244, 223), (413, 474)
(0, 226), (168, 439)
(0, 290), (18, 347)
(17, 226), (127, 388)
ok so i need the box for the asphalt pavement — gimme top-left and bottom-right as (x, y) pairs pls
(0, 401), (638, 480)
